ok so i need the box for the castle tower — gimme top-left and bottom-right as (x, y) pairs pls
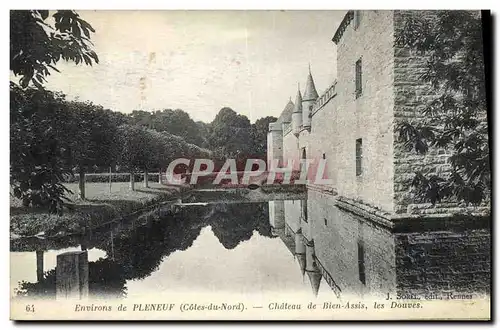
(281, 98), (295, 132)
(291, 85), (303, 136)
(268, 201), (285, 235)
(302, 65), (319, 130)
(267, 122), (283, 170)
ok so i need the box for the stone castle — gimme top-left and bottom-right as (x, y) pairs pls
(267, 10), (490, 297)
(267, 10), (489, 221)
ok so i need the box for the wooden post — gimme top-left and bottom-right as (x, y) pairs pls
(56, 251), (89, 300)
(36, 250), (44, 282)
(130, 171), (135, 191)
(144, 169), (149, 188)
(109, 166), (112, 193)
(79, 168), (86, 200)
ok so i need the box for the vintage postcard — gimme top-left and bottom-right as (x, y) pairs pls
(9, 9), (491, 321)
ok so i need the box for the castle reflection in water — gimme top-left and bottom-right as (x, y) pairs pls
(269, 190), (491, 299)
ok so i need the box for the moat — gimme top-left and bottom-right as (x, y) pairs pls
(10, 192), (491, 301)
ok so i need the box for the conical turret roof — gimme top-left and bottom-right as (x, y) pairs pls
(303, 66), (319, 101)
(278, 98), (295, 124)
(296, 253), (306, 276)
(293, 85), (303, 113)
(307, 271), (322, 297)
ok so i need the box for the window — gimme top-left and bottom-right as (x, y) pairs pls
(356, 138), (363, 176)
(301, 200), (308, 223)
(358, 240), (366, 285)
(353, 10), (361, 30)
(355, 58), (362, 99)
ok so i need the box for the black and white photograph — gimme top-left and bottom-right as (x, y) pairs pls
(8, 9), (492, 321)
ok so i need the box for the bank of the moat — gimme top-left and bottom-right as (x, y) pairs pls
(10, 182), (306, 239)
(10, 182), (183, 239)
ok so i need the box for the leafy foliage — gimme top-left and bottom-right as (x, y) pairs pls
(10, 9), (101, 212)
(395, 11), (490, 205)
(116, 124), (211, 174)
(208, 107), (253, 159)
(10, 85), (125, 212)
(10, 84), (73, 214)
(10, 10), (99, 88)
(15, 258), (127, 299)
(209, 203), (272, 249)
(128, 109), (206, 147)
(251, 116), (278, 158)
(66, 100), (121, 171)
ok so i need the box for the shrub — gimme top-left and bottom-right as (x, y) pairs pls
(65, 172), (160, 183)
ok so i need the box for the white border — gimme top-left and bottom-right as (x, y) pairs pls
(2, 1), (499, 329)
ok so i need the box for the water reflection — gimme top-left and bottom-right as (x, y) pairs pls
(11, 202), (274, 299)
(11, 191), (490, 301)
(270, 190), (491, 299)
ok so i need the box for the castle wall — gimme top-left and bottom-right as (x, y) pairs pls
(268, 10), (489, 218)
(395, 226), (491, 296)
(308, 96), (338, 191)
(267, 127), (283, 170)
(268, 201), (285, 229)
(307, 189), (397, 298)
(391, 11), (445, 214)
(332, 10), (396, 213)
(284, 200), (301, 233)
(391, 11), (489, 215)
(282, 131), (300, 171)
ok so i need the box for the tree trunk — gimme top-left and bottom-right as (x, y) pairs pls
(79, 168), (86, 200)
(130, 171), (135, 191)
(144, 169), (149, 188)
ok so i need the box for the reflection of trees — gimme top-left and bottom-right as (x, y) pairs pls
(14, 202), (274, 298)
(15, 269), (56, 298)
(97, 205), (209, 280)
(10, 235), (83, 252)
(209, 203), (272, 249)
(15, 258), (127, 299)
(89, 258), (127, 299)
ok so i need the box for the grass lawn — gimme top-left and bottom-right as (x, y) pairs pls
(10, 182), (181, 238)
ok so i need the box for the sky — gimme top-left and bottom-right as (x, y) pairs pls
(42, 10), (345, 123)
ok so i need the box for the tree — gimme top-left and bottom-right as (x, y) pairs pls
(95, 206), (207, 281)
(209, 202), (272, 249)
(10, 10), (98, 88)
(155, 130), (212, 183)
(116, 125), (151, 191)
(130, 109), (206, 147)
(10, 10), (99, 213)
(251, 116), (277, 159)
(128, 110), (153, 128)
(10, 85), (74, 213)
(395, 11), (490, 205)
(195, 121), (210, 149)
(66, 101), (119, 199)
(208, 107), (253, 160)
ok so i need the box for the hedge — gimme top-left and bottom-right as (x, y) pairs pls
(64, 172), (160, 183)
